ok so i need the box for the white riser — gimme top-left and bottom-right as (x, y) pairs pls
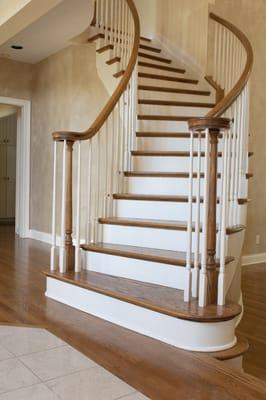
(137, 120), (189, 132)
(138, 65), (187, 78)
(115, 199), (221, 222)
(138, 77), (202, 91)
(125, 176), (222, 196)
(102, 224), (205, 252)
(133, 155), (224, 172)
(87, 252), (186, 290)
(138, 105), (209, 117)
(136, 137), (224, 152)
(46, 277), (237, 352)
(138, 90), (215, 103)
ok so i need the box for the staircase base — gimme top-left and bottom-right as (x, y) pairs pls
(46, 275), (238, 352)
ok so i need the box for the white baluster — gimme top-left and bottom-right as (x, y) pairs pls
(75, 141), (82, 272)
(59, 140), (67, 273)
(50, 141), (58, 271)
(199, 129), (209, 308)
(184, 130), (193, 302)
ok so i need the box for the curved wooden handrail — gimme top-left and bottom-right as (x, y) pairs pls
(53, 0), (140, 142)
(207, 12), (253, 118)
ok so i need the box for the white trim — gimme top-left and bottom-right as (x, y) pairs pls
(0, 96), (31, 238)
(29, 229), (85, 246)
(46, 276), (238, 352)
(242, 252), (266, 266)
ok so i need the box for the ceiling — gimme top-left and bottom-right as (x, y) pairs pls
(0, 0), (94, 64)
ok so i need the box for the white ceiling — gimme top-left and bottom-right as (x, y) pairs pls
(0, 0), (94, 64)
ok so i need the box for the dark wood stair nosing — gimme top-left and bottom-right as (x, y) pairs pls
(139, 44), (161, 53)
(106, 56), (121, 65)
(138, 85), (211, 96)
(138, 99), (215, 108)
(138, 61), (185, 74)
(138, 72), (198, 85)
(88, 33), (105, 42)
(96, 44), (114, 53)
(138, 52), (172, 64)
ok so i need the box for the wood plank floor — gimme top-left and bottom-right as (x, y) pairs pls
(0, 225), (265, 400)
(237, 263), (266, 381)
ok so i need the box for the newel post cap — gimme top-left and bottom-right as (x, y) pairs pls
(188, 117), (231, 131)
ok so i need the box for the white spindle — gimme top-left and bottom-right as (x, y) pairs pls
(184, 130), (194, 302)
(192, 131), (201, 298)
(50, 141), (58, 271)
(59, 140), (67, 273)
(75, 141), (82, 272)
(199, 129), (209, 308)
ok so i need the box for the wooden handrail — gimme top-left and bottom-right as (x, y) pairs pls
(207, 12), (253, 118)
(53, 0), (140, 142)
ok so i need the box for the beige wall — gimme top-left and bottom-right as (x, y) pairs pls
(212, 0), (266, 255)
(30, 44), (108, 233)
(155, 0), (213, 73)
(0, 57), (33, 99)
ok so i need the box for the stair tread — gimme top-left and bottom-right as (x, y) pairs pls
(99, 217), (195, 231)
(139, 44), (161, 53)
(136, 131), (191, 138)
(138, 115), (193, 121)
(140, 36), (152, 42)
(138, 100), (215, 108)
(45, 270), (241, 322)
(96, 44), (114, 53)
(82, 242), (234, 267)
(131, 150), (223, 157)
(139, 73), (198, 84)
(138, 61), (185, 74)
(106, 56), (121, 65)
(124, 171), (204, 177)
(138, 85), (211, 96)
(113, 70), (125, 78)
(88, 33), (105, 42)
(207, 337), (249, 361)
(138, 52), (172, 64)
(113, 193), (203, 202)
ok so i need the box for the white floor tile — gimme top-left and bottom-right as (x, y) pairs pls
(20, 345), (96, 381)
(46, 366), (135, 400)
(0, 359), (40, 394)
(0, 327), (65, 357)
(0, 383), (59, 400)
(0, 346), (14, 362)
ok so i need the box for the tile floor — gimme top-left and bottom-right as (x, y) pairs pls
(0, 326), (149, 399)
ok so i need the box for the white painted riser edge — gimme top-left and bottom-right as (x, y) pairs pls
(46, 277), (237, 352)
(103, 224), (207, 252)
(137, 120), (189, 132)
(86, 252), (186, 290)
(133, 156), (224, 172)
(115, 199), (221, 222)
(138, 90), (214, 104)
(125, 176), (222, 196)
(138, 105), (209, 117)
(136, 137), (224, 152)
(138, 78), (203, 91)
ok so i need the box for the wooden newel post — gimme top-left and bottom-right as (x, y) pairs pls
(65, 140), (75, 271)
(188, 117), (230, 306)
(206, 129), (219, 304)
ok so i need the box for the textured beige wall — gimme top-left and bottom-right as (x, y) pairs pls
(0, 57), (33, 99)
(212, 0), (266, 256)
(30, 44), (108, 233)
(155, 0), (212, 72)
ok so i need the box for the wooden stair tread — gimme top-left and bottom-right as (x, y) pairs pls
(138, 72), (198, 84)
(131, 150), (223, 157)
(138, 115), (193, 121)
(136, 131), (191, 138)
(113, 193), (204, 203)
(207, 337), (249, 361)
(124, 171), (205, 178)
(96, 44), (114, 53)
(138, 61), (185, 74)
(88, 33), (105, 42)
(106, 56), (121, 65)
(138, 85), (211, 96)
(138, 99), (215, 108)
(45, 270), (241, 322)
(140, 36), (152, 42)
(138, 52), (172, 64)
(226, 225), (246, 235)
(82, 242), (234, 268)
(113, 70), (125, 78)
(99, 217), (197, 231)
(139, 44), (161, 53)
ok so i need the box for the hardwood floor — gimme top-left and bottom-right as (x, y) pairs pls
(0, 225), (265, 400)
(237, 263), (266, 381)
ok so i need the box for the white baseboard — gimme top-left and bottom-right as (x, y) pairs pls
(29, 229), (84, 246)
(242, 252), (266, 266)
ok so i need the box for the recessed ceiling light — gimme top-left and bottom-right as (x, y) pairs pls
(11, 45), (23, 50)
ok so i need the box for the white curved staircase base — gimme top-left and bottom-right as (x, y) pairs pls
(46, 276), (237, 352)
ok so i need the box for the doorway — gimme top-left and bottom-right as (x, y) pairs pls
(0, 97), (31, 238)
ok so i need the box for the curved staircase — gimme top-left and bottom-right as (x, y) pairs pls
(45, 0), (253, 358)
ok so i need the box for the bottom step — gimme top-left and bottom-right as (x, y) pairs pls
(45, 270), (241, 352)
